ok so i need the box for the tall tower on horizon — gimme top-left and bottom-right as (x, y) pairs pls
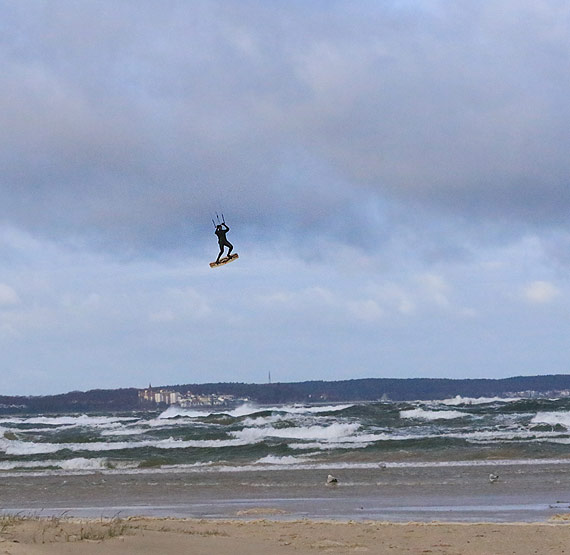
(268, 371), (272, 384)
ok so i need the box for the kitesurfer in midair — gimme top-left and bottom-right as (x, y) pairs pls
(215, 222), (233, 263)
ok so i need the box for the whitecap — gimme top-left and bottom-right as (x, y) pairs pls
(59, 457), (111, 471)
(531, 411), (570, 429)
(155, 402), (354, 422)
(230, 422), (360, 443)
(100, 427), (149, 437)
(0, 414), (138, 428)
(288, 441), (375, 450)
(240, 414), (286, 427)
(264, 404), (355, 415)
(400, 408), (467, 420)
(440, 395), (522, 406)
(0, 434), (265, 456)
(156, 403), (267, 420)
(254, 455), (308, 465)
(157, 406), (208, 419)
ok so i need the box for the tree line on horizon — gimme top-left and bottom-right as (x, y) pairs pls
(1, 374), (569, 413)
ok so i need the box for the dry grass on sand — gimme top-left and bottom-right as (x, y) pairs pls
(0, 513), (570, 554)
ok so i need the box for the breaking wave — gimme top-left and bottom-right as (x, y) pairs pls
(399, 408), (468, 420)
(3, 397), (570, 476)
(441, 395), (522, 406)
(531, 411), (570, 429)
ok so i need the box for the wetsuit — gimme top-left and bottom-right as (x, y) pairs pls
(215, 223), (233, 263)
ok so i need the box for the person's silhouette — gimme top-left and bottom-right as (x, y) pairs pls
(215, 223), (233, 263)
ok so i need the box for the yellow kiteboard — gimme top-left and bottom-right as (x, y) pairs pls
(210, 253), (239, 268)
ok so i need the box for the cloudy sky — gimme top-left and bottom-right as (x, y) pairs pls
(2, 1), (570, 395)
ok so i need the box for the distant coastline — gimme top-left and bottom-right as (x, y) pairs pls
(1, 374), (570, 414)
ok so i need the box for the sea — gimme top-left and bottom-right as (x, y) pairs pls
(2, 396), (570, 522)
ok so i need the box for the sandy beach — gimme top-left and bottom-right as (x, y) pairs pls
(0, 515), (569, 554)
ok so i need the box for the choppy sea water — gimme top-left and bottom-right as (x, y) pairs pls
(2, 397), (570, 521)
(1, 396), (570, 475)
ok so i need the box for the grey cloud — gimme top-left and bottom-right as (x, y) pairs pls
(1, 1), (569, 255)
(286, 2), (570, 218)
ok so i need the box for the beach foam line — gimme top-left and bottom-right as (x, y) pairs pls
(0, 457), (112, 471)
(1, 456), (569, 479)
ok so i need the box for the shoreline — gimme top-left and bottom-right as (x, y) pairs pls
(1, 516), (570, 554)
(2, 462), (570, 523)
(2, 456), (570, 552)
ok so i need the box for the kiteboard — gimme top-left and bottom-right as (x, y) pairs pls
(210, 253), (239, 268)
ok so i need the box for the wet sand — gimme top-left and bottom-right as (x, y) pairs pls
(2, 463), (570, 522)
(1, 516), (570, 554)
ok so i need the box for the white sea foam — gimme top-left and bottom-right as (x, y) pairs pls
(0, 435), (264, 456)
(230, 422), (360, 443)
(227, 404), (269, 417)
(400, 408), (467, 420)
(0, 415), (137, 427)
(59, 458), (111, 470)
(131, 457), (570, 475)
(239, 406), (353, 428)
(210, 457), (570, 473)
(214, 402), (353, 417)
(2, 456), (570, 478)
(285, 426), (569, 450)
(151, 403), (268, 425)
(460, 430), (564, 443)
(0, 460), (56, 470)
(156, 402), (353, 421)
(254, 455), (308, 465)
(0, 457), (117, 471)
(440, 395), (522, 406)
(100, 427), (149, 437)
(5, 398), (570, 477)
(542, 438), (570, 444)
(531, 411), (570, 429)
(156, 403), (266, 419)
(288, 441), (374, 450)
(157, 406), (209, 419)
(240, 415), (286, 427)
(266, 404), (354, 414)
(285, 430), (389, 451)
(2, 424), (552, 458)
(426, 427), (565, 443)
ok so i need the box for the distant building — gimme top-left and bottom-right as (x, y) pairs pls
(139, 384), (154, 403)
(138, 386), (238, 407)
